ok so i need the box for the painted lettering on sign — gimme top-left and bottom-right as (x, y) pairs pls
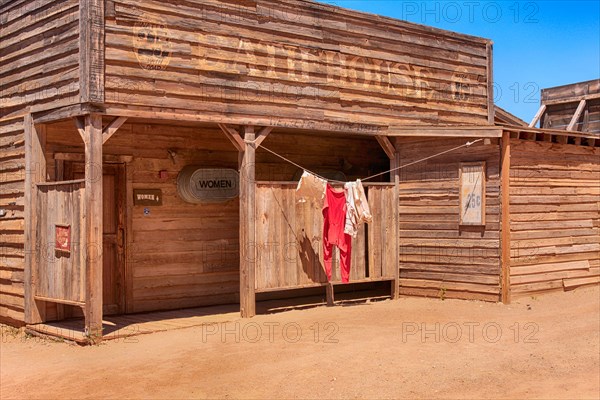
(133, 189), (163, 206)
(196, 180), (234, 190)
(459, 162), (486, 226)
(178, 167), (239, 203)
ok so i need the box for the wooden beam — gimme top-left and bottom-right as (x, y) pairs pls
(388, 126), (502, 138)
(79, 0), (105, 103)
(239, 125), (256, 318)
(24, 114), (47, 324)
(218, 124), (245, 152)
(500, 131), (511, 304)
(486, 42), (495, 125)
(529, 104), (546, 128)
(254, 126), (273, 148)
(391, 148), (400, 300)
(542, 92), (600, 106)
(84, 114), (104, 341)
(31, 103), (103, 124)
(326, 282), (335, 306)
(74, 117), (86, 143)
(375, 136), (396, 160)
(102, 116), (128, 144)
(566, 99), (586, 131)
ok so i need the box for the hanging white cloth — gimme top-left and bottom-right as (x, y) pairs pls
(344, 179), (372, 237)
(296, 170), (327, 203)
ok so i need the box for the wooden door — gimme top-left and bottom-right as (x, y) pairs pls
(66, 162), (126, 315)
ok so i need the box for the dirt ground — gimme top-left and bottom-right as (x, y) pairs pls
(1, 286), (599, 400)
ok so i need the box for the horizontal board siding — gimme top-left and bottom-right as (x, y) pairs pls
(397, 137), (501, 301)
(104, 0), (490, 129)
(0, 0), (80, 119)
(0, 115), (26, 325)
(0, 0), (80, 325)
(540, 80), (600, 133)
(509, 139), (600, 298)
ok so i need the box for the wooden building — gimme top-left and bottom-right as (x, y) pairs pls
(1, 0), (598, 340)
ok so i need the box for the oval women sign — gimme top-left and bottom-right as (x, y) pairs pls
(177, 167), (239, 203)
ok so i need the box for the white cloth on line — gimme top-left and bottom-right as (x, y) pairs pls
(344, 179), (372, 237)
(296, 170), (327, 203)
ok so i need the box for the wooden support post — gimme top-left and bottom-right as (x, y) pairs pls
(529, 104), (546, 128)
(24, 114), (47, 324)
(486, 42), (495, 125)
(500, 131), (511, 304)
(239, 125), (256, 318)
(376, 135), (401, 299)
(391, 150), (400, 300)
(567, 99), (586, 131)
(326, 282), (335, 306)
(556, 135), (568, 145)
(79, 0), (105, 103)
(83, 114), (104, 340)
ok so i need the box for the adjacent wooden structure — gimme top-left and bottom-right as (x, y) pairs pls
(1, 0), (598, 340)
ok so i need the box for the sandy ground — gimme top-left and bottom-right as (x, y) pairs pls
(1, 286), (599, 400)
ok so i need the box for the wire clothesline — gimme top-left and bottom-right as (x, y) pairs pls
(257, 139), (484, 183)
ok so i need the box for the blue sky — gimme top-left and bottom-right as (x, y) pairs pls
(317, 0), (600, 122)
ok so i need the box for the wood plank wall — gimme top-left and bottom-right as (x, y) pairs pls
(541, 80), (600, 133)
(509, 139), (600, 297)
(0, 0), (80, 325)
(36, 182), (86, 303)
(396, 137), (502, 301)
(104, 0), (491, 129)
(254, 183), (396, 291)
(43, 120), (389, 314)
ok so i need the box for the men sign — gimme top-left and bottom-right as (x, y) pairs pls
(177, 167), (240, 203)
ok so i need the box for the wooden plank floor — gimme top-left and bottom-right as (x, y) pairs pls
(26, 304), (239, 344)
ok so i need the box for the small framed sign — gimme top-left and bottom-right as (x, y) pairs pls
(459, 162), (486, 226)
(55, 224), (71, 253)
(134, 189), (163, 206)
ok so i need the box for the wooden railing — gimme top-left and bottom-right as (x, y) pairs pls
(254, 182), (397, 292)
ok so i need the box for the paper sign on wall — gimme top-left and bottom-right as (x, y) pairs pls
(459, 162), (486, 226)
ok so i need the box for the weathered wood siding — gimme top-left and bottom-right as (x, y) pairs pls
(509, 139), (600, 297)
(0, 0), (80, 325)
(104, 0), (491, 131)
(540, 80), (600, 133)
(42, 120), (389, 313)
(397, 137), (501, 301)
(36, 182), (86, 303)
(254, 183), (396, 291)
(255, 129), (388, 182)
(44, 120), (240, 313)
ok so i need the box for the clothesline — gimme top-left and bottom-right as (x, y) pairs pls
(257, 138), (484, 183)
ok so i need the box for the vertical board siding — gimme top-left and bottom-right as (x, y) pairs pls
(397, 137), (502, 301)
(254, 183), (396, 291)
(0, 0), (80, 325)
(35, 183), (85, 303)
(104, 0), (491, 129)
(509, 139), (600, 297)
